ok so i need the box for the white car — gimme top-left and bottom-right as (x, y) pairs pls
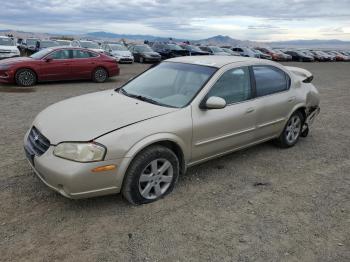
(102, 43), (134, 63)
(71, 40), (104, 53)
(0, 36), (20, 59)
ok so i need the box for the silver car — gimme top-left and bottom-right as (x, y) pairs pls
(24, 56), (320, 204)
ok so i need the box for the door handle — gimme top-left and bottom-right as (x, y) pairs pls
(288, 96), (296, 102)
(246, 107), (255, 113)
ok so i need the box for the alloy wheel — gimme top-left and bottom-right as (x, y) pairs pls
(138, 158), (174, 200)
(94, 68), (107, 82)
(285, 115), (301, 144)
(19, 70), (35, 86)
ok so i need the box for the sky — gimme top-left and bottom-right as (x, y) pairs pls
(1, 0), (350, 41)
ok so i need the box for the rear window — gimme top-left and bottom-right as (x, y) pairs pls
(253, 66), (290, 97)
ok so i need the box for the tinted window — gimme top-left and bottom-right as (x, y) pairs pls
(207, 67), (251, 104)
(49, 50), (70, 59)
(253, 66), (289, 97)
(72, 50), (90, 58)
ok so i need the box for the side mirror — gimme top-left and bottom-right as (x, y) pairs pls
(203, 96), (226, 109)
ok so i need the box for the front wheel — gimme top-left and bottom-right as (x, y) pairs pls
(122, 145), (179, 205)
(15, 69), (37, 87)
(275, 111), (304, 148)
(92, 67), (108, 83)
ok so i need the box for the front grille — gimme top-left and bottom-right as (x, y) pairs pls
(25, 127), (50, 157)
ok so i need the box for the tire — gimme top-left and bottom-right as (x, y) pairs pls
(122, 145), (180, 205)
(92, 67), (108, 83)
(139, 56), (144, 63)
(275, 111), (304, 148)
(15, 68), (37, 87)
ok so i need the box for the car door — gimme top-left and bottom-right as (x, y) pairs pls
(39, 49), (72, 81)
(252, 65), (295, 140)
(70, 49), (98, 79)
(191, 66), (257, 162)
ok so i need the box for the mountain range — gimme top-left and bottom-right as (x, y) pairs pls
(1, 29), (350, 49)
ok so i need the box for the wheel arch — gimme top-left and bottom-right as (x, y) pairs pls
(15, 67), (38, 81)
(93, 65), (109, 77)
(121, 134), (189, 178)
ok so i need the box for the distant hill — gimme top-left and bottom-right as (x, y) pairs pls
(269, 39), (350, 49)
(1, 29), (349, 49)
(192, 35), (263, 47)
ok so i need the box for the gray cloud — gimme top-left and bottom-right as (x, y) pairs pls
(1, 0), (350, 38)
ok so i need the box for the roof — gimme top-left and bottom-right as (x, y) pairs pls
(166, 55), (260, 68)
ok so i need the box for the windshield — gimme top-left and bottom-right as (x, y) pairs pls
(0, 38), (15, 46)
(26, 39), (39, 46)
(252, 49), (263, 54)
(222, 48), (233, 54)
(120, 62), (217, 108)
(110, 44), (128, 51)
(40, 41), (59, 48)
(30, 48), (53, 59)
(134, 45), (153, 52)
(80, 41), (99, 49)
(167, 44), (183, 51)
(210, 46), (224, 52)
(184, 45), (202, 52)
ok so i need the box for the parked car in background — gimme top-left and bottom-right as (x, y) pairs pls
(255, 47), (285, 61)
(326, 51), (350, 61)
(72, 40), (104, 53)
(102, 43), (134, 63)
(56, 40), (72, 46)
(284, 50), (314, 62)
(199, 46), (227, 55)
(129, 44), (161, 63)
(221, 47), (241, 56)
(23, 56), (320, 204)
(0, 47), (119, 86)
(274, 50), (292, 61)
(309, 50), (332, 61)
(22, 38), (40, 55)
(0, 36), (20, 59)
(38, 40), (59, 50)
(180, 44), (210, 56)
(231, 47), (259, 58)
(251, 49), (272, 60)
(152, 43), (189, 59)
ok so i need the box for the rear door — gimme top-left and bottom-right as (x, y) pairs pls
(70, 49), (99, 79)
(252, 65), (295, 140)
(39, 49), (72, 81)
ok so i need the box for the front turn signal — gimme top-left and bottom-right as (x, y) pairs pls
(91, 165), (116, 173)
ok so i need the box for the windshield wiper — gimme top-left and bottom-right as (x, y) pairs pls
(118, 88), (169, 107)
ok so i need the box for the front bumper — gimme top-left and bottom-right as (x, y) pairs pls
(24, 139), (126, 199)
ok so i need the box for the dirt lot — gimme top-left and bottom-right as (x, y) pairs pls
(0, 62), (349, 262)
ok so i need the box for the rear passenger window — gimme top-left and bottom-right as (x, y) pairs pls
(253, 66), (289, 97)
(72, 50), (90, 58)
(206, 67), (251, 104)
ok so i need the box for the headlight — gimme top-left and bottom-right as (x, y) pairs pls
(53, 142), (106, 162)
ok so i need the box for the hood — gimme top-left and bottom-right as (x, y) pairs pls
(111, 50), (132, 57)
(33, 90), (178, 144)
(0, 45), (18, 52)
(0, 56), (32, 65)
(143, 51), (160, 56)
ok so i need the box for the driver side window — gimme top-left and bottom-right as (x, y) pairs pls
(48, 50), (70, 60)
(206, 67), (251, 104)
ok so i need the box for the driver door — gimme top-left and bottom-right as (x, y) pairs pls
(39, 49), (72, 81)
(191, 66), (257, 162)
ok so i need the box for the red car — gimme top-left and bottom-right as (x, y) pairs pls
(0, 47), (120, 86)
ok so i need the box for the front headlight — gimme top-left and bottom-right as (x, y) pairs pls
(53, 142), (106, 162)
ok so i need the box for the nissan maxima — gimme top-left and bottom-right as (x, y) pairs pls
(24, 56), (320, 204)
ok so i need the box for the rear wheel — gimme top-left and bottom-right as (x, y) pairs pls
(275, 111), (304, 148)
(92, 67), (108, 83)
(122, 145), (179, 205)
(15, 69), (37, 87)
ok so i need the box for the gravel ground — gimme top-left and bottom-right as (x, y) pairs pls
(0, 62), (349, 262)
